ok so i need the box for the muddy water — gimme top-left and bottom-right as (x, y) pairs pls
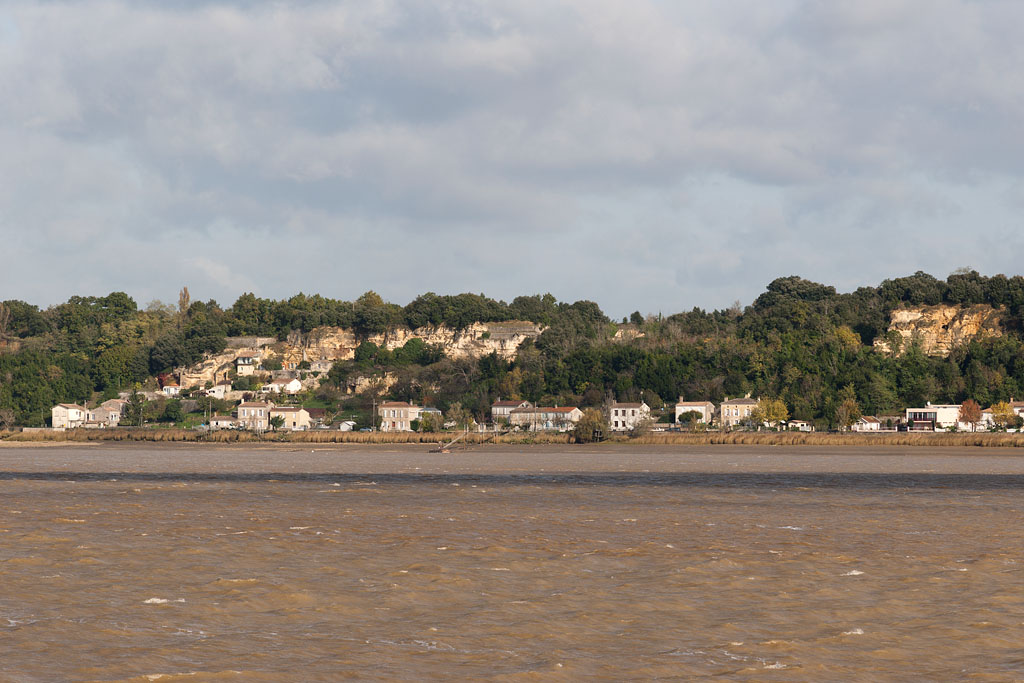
(1, 446), (1023, 680)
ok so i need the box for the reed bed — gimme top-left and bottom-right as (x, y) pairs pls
(2, 428), (1024, 448)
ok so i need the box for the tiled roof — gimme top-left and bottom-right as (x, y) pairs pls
(492, 400), (529, 407)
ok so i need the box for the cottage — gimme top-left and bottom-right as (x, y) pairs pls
(209, 415), (238, 430)
(51, 403), (86, 430)
(720, 397), (759, 429)
(270, 406), (311, 431)
(787, 419), (814, 432)
(607, 402), (651, 432)
(378, 402), (422, 432)
(508, 406), (583, 432)
(674, 400), (715, 425)
(88, 399), (126, 427)
(237, 401), (272, 431)
(851, 416), (880, 432)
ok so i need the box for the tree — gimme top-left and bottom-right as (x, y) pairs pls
(269, 415), (285, 431)
(420, 412), (442, 432)
(0, 408), (14, 431)
(990, 401), (1015, 430)
(958, 399), (982, 432)
(572, 408), (606, 443)
(677, 410), (702, 431)
(835, 398), (861, 431)
(446, 402), (475, 430)
(123, 386), (146, 427)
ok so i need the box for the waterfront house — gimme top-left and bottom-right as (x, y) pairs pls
(674, 400), (715, 425)
(607, 402), (651, 432)
(905, 403), (963, 431)
(491, 399), (532, 425)
(51, 403), (86, 430)
(238, 401), (272, 431)
(508, 406), (583, 432)
(209, 415), (238, 430)
(269, 406), (311, 431)
(851, 416), (880, 432)
(787, 419), (814, 432)
(378, 402), (422, 432)
(720, 397), (759, 429)
(88, 399), (126, 427)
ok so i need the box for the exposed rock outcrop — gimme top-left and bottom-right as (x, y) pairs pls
(873, 304), (1003, 357)
(178, 321), (543, 389)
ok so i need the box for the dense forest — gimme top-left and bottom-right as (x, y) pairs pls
(4, 270), (1024, 428)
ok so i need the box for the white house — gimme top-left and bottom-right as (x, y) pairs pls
(607, 402), (651, 432)
(206, 380), (233, 399)
(508, 406), (583, 432)
(787, 419), (814, 432)
(378, 402), (422, 432)
(851, 416), (880, 432)
(235, 351), (259, 377)
(906, 403), (963, 431)
(210, 415), (238, 430)
(161, 382), (181, 397)
(51, 403), (86, 430)
(674, 400), (715, 425)
(262, 377), (302, 395)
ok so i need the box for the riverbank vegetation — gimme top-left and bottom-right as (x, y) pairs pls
(5, 270), (1024, 430)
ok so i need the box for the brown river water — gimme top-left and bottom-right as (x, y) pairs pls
(1, 444), (1023, 681)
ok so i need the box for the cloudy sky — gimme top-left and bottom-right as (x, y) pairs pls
(2, 0), (1023, 317)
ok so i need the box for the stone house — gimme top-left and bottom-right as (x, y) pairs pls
(270, 406), (311, 431)
(238, 401), (272, 431)
(508, 406), (583, 432)
(88, 399), (126, 427)
(206, 380), (234, 399)
(608, 402), (651, 432)
(235, 351), (260, 377)
(378, 402), (422, 432)
(720, 397), (759, 429)
(491, 399), (532, 424)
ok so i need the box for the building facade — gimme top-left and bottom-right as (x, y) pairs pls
(508, 406), (583, 432)
(378, 402), (422, 432)
(238, 401), (271, 431)
(674, 400), (715, 425)
(720, 397), (759, 429)
(607, 402), (651, 432)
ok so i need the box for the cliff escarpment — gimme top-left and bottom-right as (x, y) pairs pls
(873, 304), (1003, 357)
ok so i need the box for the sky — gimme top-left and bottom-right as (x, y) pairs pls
(2, 0), (1024, 319)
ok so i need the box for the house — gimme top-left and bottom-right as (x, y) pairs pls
(378, 402), (422, 432)
(306, 408), (327, 427)
(508, 406), (583, 432)
(720, 397), (759, 429)
(237, 401), (272, 431)
(491, 399), (532, 424)
(270, 406), (311, 431)
(209, 415), (238, 430)
(607, 402), (651, 432)
(337, 420), (358, 431)
(419, 406), (443, 430)
(851, 416), (880, 432)
(674, 400), (715, 425)
(88, 399), (126, 427)
(206, 380), (234, 400)
(52, 403), (86, 430)
(262, 377), (303, 395)
(905, 403), (963, 431)
(235, 351), (260, 377)
(787, 419), (814, 432)
(161, 382), (181, 397)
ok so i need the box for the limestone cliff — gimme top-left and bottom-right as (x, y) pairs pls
(179, 321), (543, 389)
(873, 304), (1003, 357)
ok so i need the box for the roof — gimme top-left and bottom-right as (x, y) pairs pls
(611, 402), (647, 409)
(239, 402), (270, 408)
(270, 406), (306, 413)
(721, 397), (758, 405)
(57, 403), (85, 410)
(492, 400), (529, 407)
(511, 406), (580, 414)
(676, 401), (712, 406)
(858, 416), (880, 423)
(210, 415), (236, 421)
(380, 401), (415, 408)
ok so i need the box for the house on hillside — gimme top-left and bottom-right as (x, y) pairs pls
(674, 400), (715, 425)
(378, 402), (422, 432)
(206, 380), (234, 400)
(607, 402), (651, 432)
(720, 397), (759, 429)
(262, 377), (302, 395)
(51, 403), (86, 430)
(508, 406), (583, 432)
(235, 351), (260, 377)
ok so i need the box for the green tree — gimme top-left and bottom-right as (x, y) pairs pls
(269, 415), (285, 431)
(572, 408), (607, 443)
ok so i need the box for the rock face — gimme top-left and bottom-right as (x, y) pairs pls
(179, 321), (543, 389)
(873, 304), (1003, 357)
